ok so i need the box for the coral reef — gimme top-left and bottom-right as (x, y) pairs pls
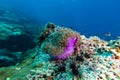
(0, 22), (23, 40)
(0, 23), (120, 80)
(109, 40), (120, 60)
(0, 8), (40, 67)
(32, 23), (120, 80)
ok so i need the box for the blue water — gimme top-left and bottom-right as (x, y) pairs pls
(0, 0), (120, 40)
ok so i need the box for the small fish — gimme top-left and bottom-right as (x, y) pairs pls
(103, 32), (111, 37)
(117, 36), (120, 39)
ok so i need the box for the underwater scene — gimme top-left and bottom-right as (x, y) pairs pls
(0, 0), (120, 80)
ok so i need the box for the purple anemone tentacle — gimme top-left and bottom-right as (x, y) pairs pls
(56, 36), (78, 60)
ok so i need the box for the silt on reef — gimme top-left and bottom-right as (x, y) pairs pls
(38, 22), (81, 60)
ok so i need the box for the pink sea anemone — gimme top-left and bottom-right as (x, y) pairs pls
(39, 23), (81, 60)
(55, 37), (78, 60)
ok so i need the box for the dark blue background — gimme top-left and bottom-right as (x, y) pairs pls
(0, 0), (120, 40)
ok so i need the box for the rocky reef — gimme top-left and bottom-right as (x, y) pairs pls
(0, 23), (119, 80)
(33, 23), (120, 80)
(0, 8), (40, 67)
